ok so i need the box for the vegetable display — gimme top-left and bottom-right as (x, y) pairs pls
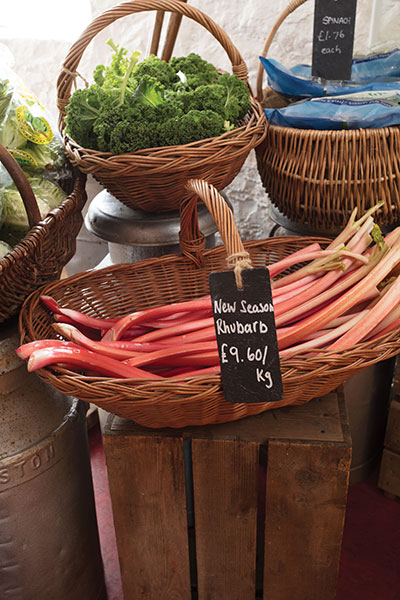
(0, 58), (73, 254)
(0, 172), (68, 246)
(65, 39), (251, 154)
(17, 204), (400, 380)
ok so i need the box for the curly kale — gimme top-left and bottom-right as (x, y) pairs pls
(218, 73), (252, 122)
(170, 52), (219, 89)
(159, 110), (225, 147)
(132, 55), (179, 89)
(93, 39), (140, 95)
(65, 41), (251, 154)
(65, 85), (109, 149)
(131, 76), (166, 107)
(175, 76), (251, 125)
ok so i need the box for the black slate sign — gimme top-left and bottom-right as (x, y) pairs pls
(209, 268), (283, 404)
(312, 0), (357, 81)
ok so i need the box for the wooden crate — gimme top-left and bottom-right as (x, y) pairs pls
(100, 391), (352, 600)
(378, 358), (400, 499)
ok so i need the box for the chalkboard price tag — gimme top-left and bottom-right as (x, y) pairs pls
(312, 0), (357, 81)
(209, 268), (283, 404)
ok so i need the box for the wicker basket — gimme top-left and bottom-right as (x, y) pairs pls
(56, 0), (266, 213)
(0, 144), (86, 323)
(19, 178), (400, 428)
(254, 0), (400, 231)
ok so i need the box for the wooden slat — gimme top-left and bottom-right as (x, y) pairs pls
(263, 441), (351, 600)
(192, 438), (259, 600)
(384, 400), (400, 453)
(378, 448), (400, 498)
(108, 393), (345, 444)
(103, 435), (191, 600)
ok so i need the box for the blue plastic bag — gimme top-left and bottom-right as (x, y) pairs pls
(260, 51), (400, 99)
(264, 90), (400, 130)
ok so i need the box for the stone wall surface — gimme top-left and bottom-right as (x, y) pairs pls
(0, 0), (396, 271)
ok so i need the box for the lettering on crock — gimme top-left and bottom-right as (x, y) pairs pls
(209, 268), (283, 404)
(0, 443), (56, 491)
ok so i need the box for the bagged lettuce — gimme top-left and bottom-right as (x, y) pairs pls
(0, 167), (68, 246)
(0, 240), (12, 259)
(0, 44), (73, 189)
(264, 90), (400, 130)
(0, 44), (73, 250)
(260, 51), (400, 99)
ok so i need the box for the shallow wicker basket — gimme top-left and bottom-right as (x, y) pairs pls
(19, 178), (400, 429)
(255, 0), (400, 231)
(0, 144), (86, 323)
(56, 0), (266, 213)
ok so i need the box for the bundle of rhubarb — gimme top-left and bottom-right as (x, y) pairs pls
(17, 204), (400, 382)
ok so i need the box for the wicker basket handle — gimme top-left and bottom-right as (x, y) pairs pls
(181, 179), (252, 288)
(256, 0), (309, 101)
(0, 143), (42, 227)
(57, 0), (249, 132)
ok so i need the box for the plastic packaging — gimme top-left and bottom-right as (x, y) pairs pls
(0, 43), (72, 252)
(264, 89), (400, 130)
(260, 50), (400, 99)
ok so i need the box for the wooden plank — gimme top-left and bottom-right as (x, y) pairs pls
(103, 435), (191, 600)
(384, 400), (400, 454)
(108, 394), (345, 445)
(391, 357), (400, 396)
(263, 441), (351, 600)
(378, 448), (400, 498)
(192, 438), (259, 600)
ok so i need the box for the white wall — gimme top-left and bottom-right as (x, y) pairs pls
(0, 0), (388, 271)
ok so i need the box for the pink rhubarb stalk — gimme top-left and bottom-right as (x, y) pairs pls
(327, 274), (400, 351)
(169, 365), (221, 378)
(27, 346), (161, 379)
(274, 248), (383, 327)
(277, 237), (400, 350)
(53, 323), (142, 360)
(16, 339), (81, 360)
(124, 341), (218, 368)
(103, 297), (212, 341)
(133, 317), (214, 343)
(279, 310), (369, 358)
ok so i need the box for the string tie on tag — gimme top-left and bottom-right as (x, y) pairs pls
(226, 251), (252, 289)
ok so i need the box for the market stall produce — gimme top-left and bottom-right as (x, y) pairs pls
(255, 0), (400, 231)
(56, 0), (266, 212)
(0, 48), (86, 322)
(18, 180), (400, 428)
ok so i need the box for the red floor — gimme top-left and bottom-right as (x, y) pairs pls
(89, 425), (400, 600)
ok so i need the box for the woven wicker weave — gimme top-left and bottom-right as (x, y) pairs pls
(255, 0), (400, 230)
(19, 179), (400, 428)
(57, 0), (266, 213)
(0, 144), (86, 323)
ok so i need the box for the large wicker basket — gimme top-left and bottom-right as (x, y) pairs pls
(19, 178), (400, 428)
(255, 0), (400, 231)
(57, 0), (266, 213)
(0, 144), (86, 323)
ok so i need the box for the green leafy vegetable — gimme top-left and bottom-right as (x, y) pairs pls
(0, 173), (67, 245)
(65, 42), (252, 154)
(0, 239), (12, 259)
(169, 52), (219, 89)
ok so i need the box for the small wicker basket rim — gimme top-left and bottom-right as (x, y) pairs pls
(255, 0), (308, 101)
(0, 144), (84, 271)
